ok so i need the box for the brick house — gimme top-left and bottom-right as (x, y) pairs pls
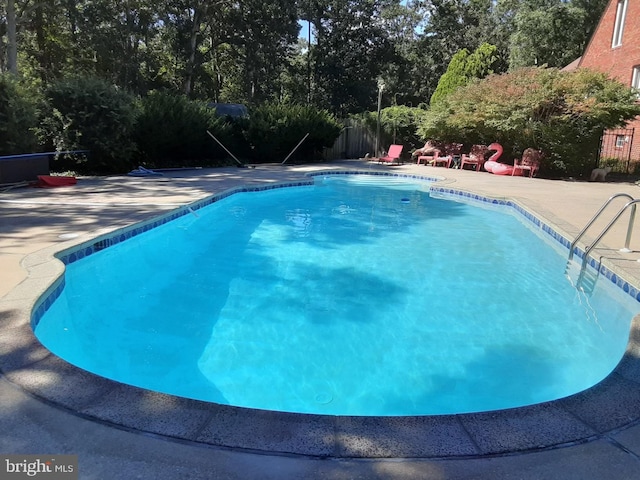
(576, 0), (640, 169)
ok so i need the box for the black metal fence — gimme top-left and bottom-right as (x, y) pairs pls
(598, 128), (636, 173)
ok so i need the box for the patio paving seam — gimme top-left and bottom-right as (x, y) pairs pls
(454, 415), (483, 455)
(602, 435), (640, 462)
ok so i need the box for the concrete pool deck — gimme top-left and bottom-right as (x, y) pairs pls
(3, 160), (640, 478)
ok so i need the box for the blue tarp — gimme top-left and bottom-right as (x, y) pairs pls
(207, 103), (248, 119)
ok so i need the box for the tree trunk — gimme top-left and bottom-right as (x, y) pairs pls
(7, 0), (18, 74)
(184, 7), (205, 97)
(34, 3), (49, 81)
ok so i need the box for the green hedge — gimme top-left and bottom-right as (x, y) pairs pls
(26, 78), (343, 172)
(133, 92), (232, 168)
(0, 74), (38, 156)
(244, 102), (342, 163)
(39, 76), (138, 174)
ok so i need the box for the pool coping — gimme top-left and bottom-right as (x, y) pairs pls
(3, 169), (640, 459)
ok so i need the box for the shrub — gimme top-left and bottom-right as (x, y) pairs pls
(430, 43), (500, 106)
(133, 92), (232, 168)
(39, 76), (138, 174)
(360, 105), (429, 152)
(244, 103), (342, 163)
(419, 67), (640, 177)
(0, 74), (38, 155)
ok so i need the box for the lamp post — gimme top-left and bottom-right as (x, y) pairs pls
(307, 3), (312, 104)
(375, 79), (385, 157)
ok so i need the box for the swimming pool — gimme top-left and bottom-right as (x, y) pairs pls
(33, 174), (639, 416)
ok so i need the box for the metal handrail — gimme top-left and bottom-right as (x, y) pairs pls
(579, 198), (640, 269)
(568, 193), (636, 261)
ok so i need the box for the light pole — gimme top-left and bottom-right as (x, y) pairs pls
(375, 79), (385, 157)
(307, 3), (312, 104)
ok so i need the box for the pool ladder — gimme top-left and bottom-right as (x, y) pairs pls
(566, 193), (640, 293)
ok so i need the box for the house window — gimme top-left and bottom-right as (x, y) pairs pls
(633, 66), (640, 97)
(615, 135), (626, 148)
(612, 0), (628, 47)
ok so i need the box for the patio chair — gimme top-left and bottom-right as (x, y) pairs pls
(378, 144), (404, 165)
(415, 141), (442, 165)
(438, 143), (464, 168)
(512, 148), (543, 177)
(460, 145), (489, 172)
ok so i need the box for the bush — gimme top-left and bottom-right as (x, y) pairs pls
(244, 103), (342, 163)
(0, 74), (38, 155)
(133, 92), (232, 168)
(39, 76), (138, 174)
(360, 105), (429, 153)
(419, 67), (640, 177)
(430, 43), (500, 106)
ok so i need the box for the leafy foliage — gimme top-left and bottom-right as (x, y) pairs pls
(359, 105), (429, 150)
(223, 0), (300, 104)
(133, 92), (231, 168)
(419, 67), (640, 177)
(0, 0), (617, 169)
(430, 43), (500, 105)
(305, 0), (398, 115)
(39, 76), (138, 173)
(244, 103), (342, 163)
(2, 0), (610, 117)
(0, 74), (38, 155)
(508, 1), (588, 69)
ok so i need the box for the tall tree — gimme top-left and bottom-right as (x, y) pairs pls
(224, 0), (299, 103)
(0, 0), (612, 115)
(509, 0), (587, 68)
(14, 1), (165, 90)
(412, 0), (504, 105)
(160, 0), (230, 97)
(377, 0), (424, 107)
(3, 0), (33, 75)
(505, 0), (608, 69)
(430, 42), (499, 105)
(309, 0), (396, 115)
(6, 0), (17, 73)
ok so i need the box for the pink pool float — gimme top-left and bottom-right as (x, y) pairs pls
(484, 143), (521, 175)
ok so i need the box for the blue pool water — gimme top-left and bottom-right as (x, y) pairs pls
(34, 175), (638, 416)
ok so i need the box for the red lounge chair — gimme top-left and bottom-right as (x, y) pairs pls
(512, 148), (543, 177)
(417, 150), (443, 166)
(377, 144), (404, 165)
(430, 153), (451, 168)
(415, 141), (441, 165)
(460, 145), (489, 172)
(422, 142), (464, 168)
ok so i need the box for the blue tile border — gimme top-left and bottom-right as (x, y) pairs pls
(307, 170), (441, 183)
(31, 276), (66, 327)
(56, 180), (315, 268)
(33, 172), (640, 327)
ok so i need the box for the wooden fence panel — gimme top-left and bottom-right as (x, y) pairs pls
(323, 119), (377, 160)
